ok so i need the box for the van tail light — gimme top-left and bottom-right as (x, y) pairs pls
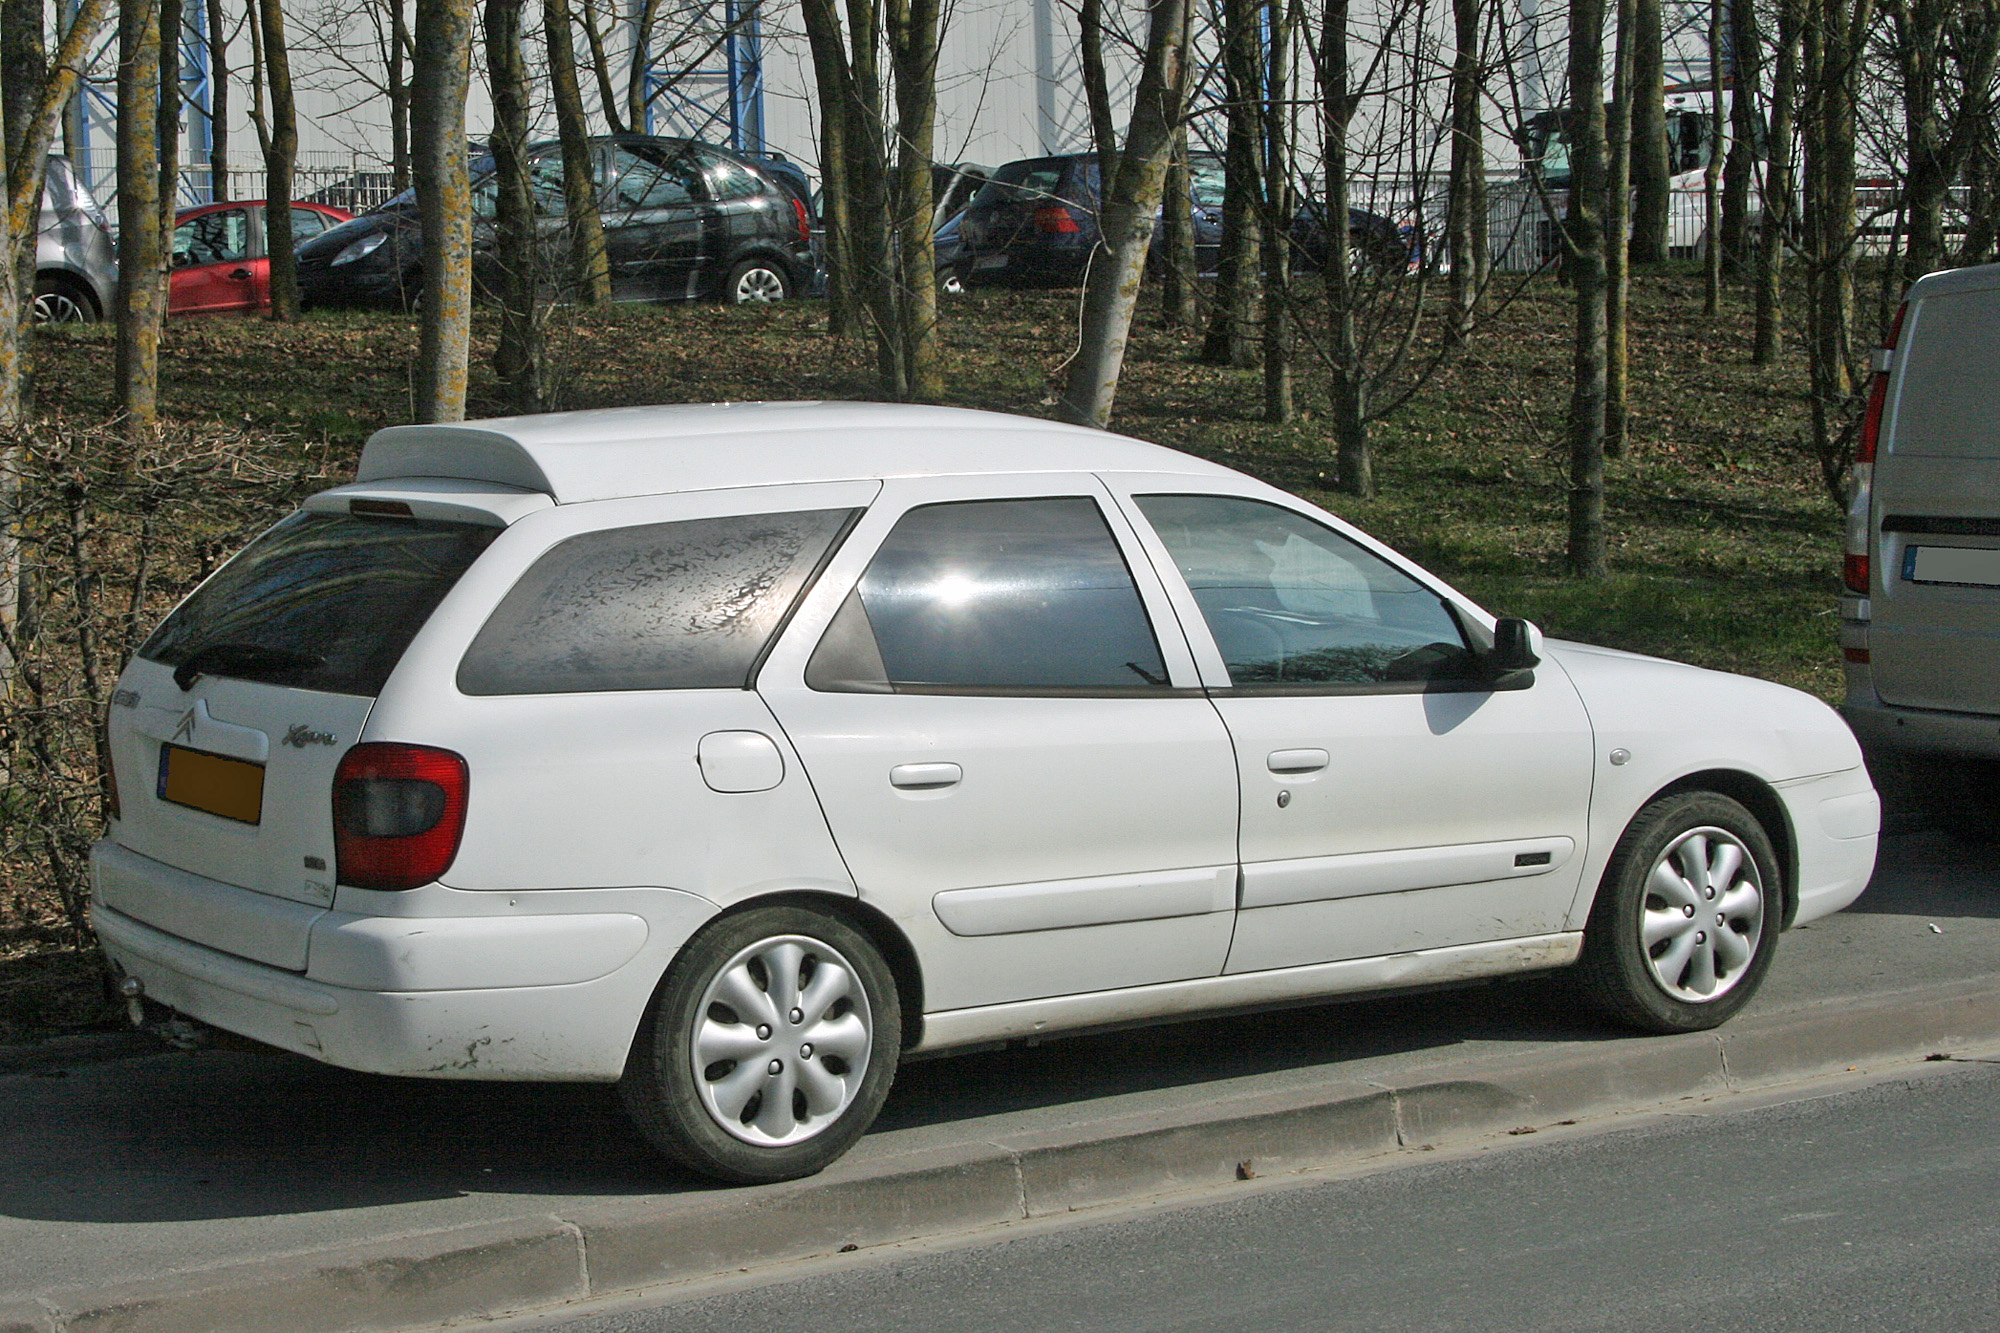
(333, 743), (469, 891)
(1845, 300), (1908, 594)
(1034, 205), (1081, 234)
(791, 194), (811, 247)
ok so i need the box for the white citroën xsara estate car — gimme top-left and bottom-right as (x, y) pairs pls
(93, 403), (1879, 1183)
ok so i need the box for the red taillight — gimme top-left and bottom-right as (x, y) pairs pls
(790, 194), (810, 247)
(1034, 205), (1081, 234)
(333, 743), (468, 891)
(1843, 645), (1872, 664)
(1843, 553), (1871, 594)
(1857, 301), (1908, 466)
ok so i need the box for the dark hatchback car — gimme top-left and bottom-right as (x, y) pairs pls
(953, 152), (1407, 288)
(297, 135), (814, 309)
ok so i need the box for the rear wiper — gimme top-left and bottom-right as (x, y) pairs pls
(173, 642), (325, 692)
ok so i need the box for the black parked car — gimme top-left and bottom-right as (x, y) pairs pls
(297, 135), (815, 309)
(952, 152), (1408, 289)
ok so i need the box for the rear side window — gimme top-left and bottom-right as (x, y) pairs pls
(140, 512), (498, 697)
(1135, 494), (1476, 688)
(458, 508), (854, 695)
(806, 497), (1169, 694)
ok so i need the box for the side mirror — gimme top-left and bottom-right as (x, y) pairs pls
(1489, 617), (1542, 674)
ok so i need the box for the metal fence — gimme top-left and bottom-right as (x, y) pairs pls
(68, 148), (400, 215)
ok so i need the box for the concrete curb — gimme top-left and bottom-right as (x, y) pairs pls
(29, 979), (2000, 1332)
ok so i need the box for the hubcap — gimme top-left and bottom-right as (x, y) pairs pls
(733, 267), (786, 303)
(1640, 826), (1764, 1002)
(32, 289), (88, 324)
(690, 934), (873, 1147)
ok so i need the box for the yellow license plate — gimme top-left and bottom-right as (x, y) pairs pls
(157, 743), (265, 824)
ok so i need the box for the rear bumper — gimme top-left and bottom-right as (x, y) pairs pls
(91, 841), (719, 1081)
(1841, 695), (2000, 762)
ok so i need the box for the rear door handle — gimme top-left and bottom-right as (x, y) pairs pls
(228, 268), (252, 280)
(1267, 748), (1330, 774)
(890, 762), (962, 790)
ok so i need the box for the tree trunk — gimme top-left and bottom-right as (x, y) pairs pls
(1159, 128), (1198, 327)
(1, 0), (44, 172)
(206, 0), (230, 200)
(543, 0), (610, 302)
(1896, 0), (2000, 283)
(1629, 0), (1668, 263)
(1321, 0), (1369, 494)
(116, 0), (166, 436)
(1719, 0), (1762, 269)
(887, 0), (941, 399)
(260, 0), (299, 319)
(1606, 0), (1635, 457)
(1058, 0), (1191, 427)
(389, 0), (410, 192)
(1202, 0), (1261, 368)
(626, 0), (660, 131)
(1702, 0), (1722, 314)
(485, 0), (541, 411)
(1260, 0), (1291, 423)
(1565, 0), (1609, 576)
(0, 0), (110, 424)
(798, 0), (857, 334)
(411, 0), (475, 422)
(840, 0), (899, 395)
(158, 0), (183, 323)
(1799, 0), (1872, 497)
(576, 0), (627, 134)
(1755, 0), (1799, 363)
(1446, 0), (1485, 342)
(1077, 0), (1118, 165)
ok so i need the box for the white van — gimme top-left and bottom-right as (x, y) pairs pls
(1842, 263), (2000, 837)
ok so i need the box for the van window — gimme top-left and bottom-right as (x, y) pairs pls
(458, 508), (854, 695)
(1890, 289), (2000, 458)
(140, 512), (498, 697)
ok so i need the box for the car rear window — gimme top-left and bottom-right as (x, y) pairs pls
(140, 512), (498, 697)
(971, 160), (1068, 207)
(457, 508), (855, 695)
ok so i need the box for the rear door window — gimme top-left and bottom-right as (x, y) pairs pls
(806, 497), (1170, 694)
(459, 508), (855, 695)
(140, 512), (498, 697)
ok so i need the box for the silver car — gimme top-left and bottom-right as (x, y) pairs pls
(34, 155), (116, 324)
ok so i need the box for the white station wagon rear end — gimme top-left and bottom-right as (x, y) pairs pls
(94, 403), (1879, 1183)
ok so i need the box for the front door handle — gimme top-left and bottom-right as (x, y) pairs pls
(1267, 748), (1330, 774)
(228, 268), (253, 280)
(890, 762), (962, 790)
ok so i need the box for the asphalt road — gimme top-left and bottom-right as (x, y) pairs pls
(531, 1059), (2000, 1333)
(2, 829), (1995, 1301)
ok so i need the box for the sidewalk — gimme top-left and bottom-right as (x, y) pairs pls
(4, 830), (1996, 1333)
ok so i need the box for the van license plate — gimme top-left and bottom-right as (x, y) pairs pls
(1904, 545), (2000, 588)
(157, 743), (265, 824)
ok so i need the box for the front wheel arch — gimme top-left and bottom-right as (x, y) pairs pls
(1647, 770), (1798, 928)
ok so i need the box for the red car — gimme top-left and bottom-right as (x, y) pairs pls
(170, 200), (352, 316)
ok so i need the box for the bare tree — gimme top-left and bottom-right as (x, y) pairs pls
(1445, 0), (1487, 341)
(0, 0), (109, 425)
(1202, 0), (1262, 368)
(544, 0), (611, 302)
(1059, 0), (1192, 426)
(259, 0), (301, 319)
(1886, 0), (2000, 283)
(2, 0), (43, 173)
(117, 0), (167, 433)
(1606, 0), (1635, 455)
(1719, 0), (1763, 267)
(485, 0), (543, 410)
(576, 0), (629, 133)
(159, 0), (184, 322)
(888, 0), (943, 399)
(411, 0), (477, 421)
(390, 0), (412, 191)
(1565, 0), (1609, 575)
(1259, 0), (1294, 421)
(1628, 0), (1668, 262)
(1702, 0), (1722, 313)
(1754, 0), (1799, 362)
(205, 0), (232, 199)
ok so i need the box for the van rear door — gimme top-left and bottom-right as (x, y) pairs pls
(1870, 279), (2000, 715)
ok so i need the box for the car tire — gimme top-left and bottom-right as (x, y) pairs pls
(724, 257), (791, 305)
(1575, 791), (1780, 1034)
(620, 902), (901, 1184)
(31, 274), (97, 325)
